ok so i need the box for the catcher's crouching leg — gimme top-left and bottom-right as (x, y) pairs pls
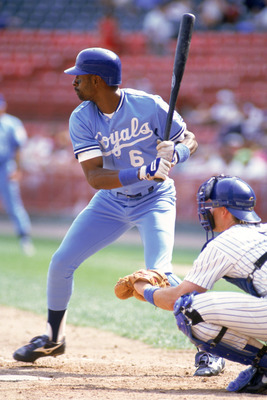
(173, 292), (267, 378)
(173, 292), (226, 377)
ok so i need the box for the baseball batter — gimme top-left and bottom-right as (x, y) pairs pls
(0, 94), (34, 256)
(13, 48), (223, 376)
(131, 175), (267, 394)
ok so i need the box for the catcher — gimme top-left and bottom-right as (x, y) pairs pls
(115, 175), (267, 394)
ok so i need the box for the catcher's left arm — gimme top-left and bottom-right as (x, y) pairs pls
(134, 278), (207, 311)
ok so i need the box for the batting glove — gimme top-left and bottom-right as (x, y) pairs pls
(156, 140), (178, 166)
(139, 158), (171, 181)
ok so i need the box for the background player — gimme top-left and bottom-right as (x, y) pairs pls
(0, 94), (35, 256)
(131, 175), (267, 394)
(13, 47), (222, 376)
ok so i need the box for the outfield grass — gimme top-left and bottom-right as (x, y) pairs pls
(0, 234), (239, 350)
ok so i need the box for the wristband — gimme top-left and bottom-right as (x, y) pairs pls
(143, 286), (160, 306)
(139, 165), (147, 180)
(118, 168), (139, 186)
(175, 143), (190, 164)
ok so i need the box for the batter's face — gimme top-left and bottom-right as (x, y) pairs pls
(72, 74), (98, 102)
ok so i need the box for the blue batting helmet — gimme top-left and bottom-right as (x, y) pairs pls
(197, 175), (261, 237)
(64, 47), (121, 86)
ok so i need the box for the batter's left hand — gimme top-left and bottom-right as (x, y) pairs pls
(156, 140), (178, 165)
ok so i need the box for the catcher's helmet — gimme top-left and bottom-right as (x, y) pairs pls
(64, 47), (121, 86)
(197, 175), (261, 237)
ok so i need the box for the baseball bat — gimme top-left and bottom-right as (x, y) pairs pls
(163, 13), (195, 141)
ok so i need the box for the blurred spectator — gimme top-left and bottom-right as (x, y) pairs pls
(98, 9), (123, 54)
(197, 0), (228, 30)
(134, 0), (164, 10)
(21, 134), (54, 173)
(222, 2), (242, 26)
(241, 102), (266, 144)
(218, 132), (267, 179)
(0, 0), (266, 32)
(165, 0), (193, 37)
(0, 94), (35, 256)
(179, 131), (267, 180)
(254, 5), (267, 30)
(179, 87), (267, 180)
(184, 89), (244, 127)
(244, 0), (266, 13)
(195, 0), (248, 31)
(209, 89), (244, 126)
(199, 92), (267, 153)
(143, 2), (173, 54)
(235, 0), (267, 31)
(21, 128), (74, 173)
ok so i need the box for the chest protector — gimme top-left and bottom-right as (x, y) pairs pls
(223, 251), (267, 297)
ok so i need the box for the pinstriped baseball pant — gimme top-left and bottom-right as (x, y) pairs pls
(191, 291), (267, 351)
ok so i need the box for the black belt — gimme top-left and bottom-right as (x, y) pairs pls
(116, 186), (155, 198)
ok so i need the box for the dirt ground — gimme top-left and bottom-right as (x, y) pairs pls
(1, 306), (266, 400)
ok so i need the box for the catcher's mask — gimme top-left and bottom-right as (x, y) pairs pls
(197, 175), (261, 240)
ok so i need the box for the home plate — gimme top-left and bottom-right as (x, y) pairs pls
(0, 375), (51, 381)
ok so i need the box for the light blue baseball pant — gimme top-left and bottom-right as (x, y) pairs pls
(47, 184), (177, 310)
(0, 166), (31, 237)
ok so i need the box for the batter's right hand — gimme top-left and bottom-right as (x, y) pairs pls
(139, 158), (171, 181)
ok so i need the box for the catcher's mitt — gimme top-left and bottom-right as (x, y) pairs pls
(114, 269), (170, 301)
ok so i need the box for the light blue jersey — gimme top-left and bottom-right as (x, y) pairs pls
(69, 89), (186, 195)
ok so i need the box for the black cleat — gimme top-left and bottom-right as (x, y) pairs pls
(13, 335), (65, 362)
(194, 351), (225, 376)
